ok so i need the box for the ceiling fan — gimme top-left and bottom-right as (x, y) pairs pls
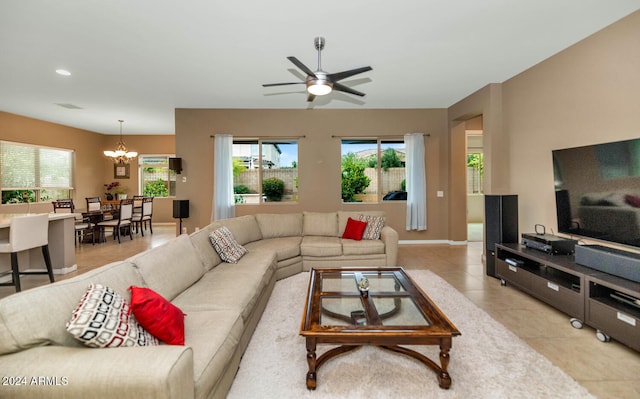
(262, 37), (372, 102)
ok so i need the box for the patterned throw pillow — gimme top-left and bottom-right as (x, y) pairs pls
(358, 214), (385, 240)
(66, 284), (159, 348)
(209, 226), (248, 263)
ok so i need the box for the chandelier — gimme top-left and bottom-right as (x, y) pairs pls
(103, 119), (137, 163)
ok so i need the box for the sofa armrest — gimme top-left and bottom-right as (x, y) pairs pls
(0, 345), (194, 399)
(380, 225), (399, 265)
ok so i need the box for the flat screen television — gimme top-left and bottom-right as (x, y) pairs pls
(553, 138), (640, 249)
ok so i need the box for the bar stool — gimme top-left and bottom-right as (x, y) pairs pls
(0, 214), (55, 292)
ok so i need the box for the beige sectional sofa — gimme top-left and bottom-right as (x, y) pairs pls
(0, 211), (398, 399)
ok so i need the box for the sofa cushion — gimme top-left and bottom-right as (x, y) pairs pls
(129, 286), (185, 345)
(341, 238), (386, 255)
(359, 214), (386, 240)
(189, 224), (223, 272)
(0, 260), (144, 355)
(244, 236), (302, 261)
(172, 251), (276, 322)
(209, 226), (247, 264)
(66, 284), (159, 348)
(216, 215), (262, 245)
(255, 213), (303, 238)
(301, 236), (342, 257)
(132, 234), (205, 301)
(342, 217), (367, 240)
(184, 310), (244, 399)
(303, 212), (338, 237)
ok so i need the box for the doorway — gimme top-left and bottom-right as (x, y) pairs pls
(466, 118), (484, 242)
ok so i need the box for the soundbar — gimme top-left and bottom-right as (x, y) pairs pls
(521, 233), (577, 255)
(574, 245), (640, 283)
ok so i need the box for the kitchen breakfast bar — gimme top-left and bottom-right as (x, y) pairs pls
(0, 213), (77, 284)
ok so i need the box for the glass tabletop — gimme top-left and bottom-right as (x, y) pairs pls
(315, 269), (431, 328)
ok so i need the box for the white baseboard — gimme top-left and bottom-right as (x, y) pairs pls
(399, 239), (469, 245)
(54, 264), (77, 275)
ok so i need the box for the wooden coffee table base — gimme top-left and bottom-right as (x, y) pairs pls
(305, 337), (453, 390)
(300, 268), (460, 391)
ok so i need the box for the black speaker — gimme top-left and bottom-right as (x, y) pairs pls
(173, 199), (189, 219)
(485, 194), (518, 277)
(555, 189), (572, 232)
(169, 157), (182, 174)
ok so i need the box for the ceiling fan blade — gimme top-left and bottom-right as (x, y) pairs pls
(307, 93), (316, 102)
(262, 82), (305, 87)
(287, 56), (317, 78)
(327, 66), (372, 82)
(332, 82), (365, 97)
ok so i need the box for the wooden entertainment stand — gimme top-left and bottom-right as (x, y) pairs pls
(495, 243), (640, 352)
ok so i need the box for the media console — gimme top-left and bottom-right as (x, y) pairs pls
(495, 243), (640, 352)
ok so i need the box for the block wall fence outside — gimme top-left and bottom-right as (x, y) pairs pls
(235, 169), (298, 195)
(234, 167), (405, 198)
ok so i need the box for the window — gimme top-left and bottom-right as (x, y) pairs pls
(0, 141), (73, 204)
(341, 139), (406, 203)
(139, 155), (176, 197)
(232, 139), (298, 203)
(467, 153), (484, 194)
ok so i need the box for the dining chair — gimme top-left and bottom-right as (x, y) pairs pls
(132, 195), (144, 213)
(0, 214), (55, 292)
(52, 199), (95, 245)
(86, 196), (114, 221)
(85, 196), (102, 213)
(97, 198), (134, 243)
(132, 197), (154, 236)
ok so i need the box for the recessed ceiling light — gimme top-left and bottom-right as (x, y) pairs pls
(55, 69), (71, 76)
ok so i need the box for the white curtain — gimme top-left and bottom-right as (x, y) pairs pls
(405, 133), (427, 231)
(212, 134), (235, 221)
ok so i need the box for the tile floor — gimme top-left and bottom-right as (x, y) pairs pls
(1, 224), (638, 398)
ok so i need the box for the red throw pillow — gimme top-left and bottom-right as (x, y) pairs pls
(342, 217), (368, 241)
(129, 286), (185, 345)
(625, 194), (640, 208)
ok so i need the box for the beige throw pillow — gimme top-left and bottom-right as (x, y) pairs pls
(358, 214), (385, 240)
(209, 226), (248, 263)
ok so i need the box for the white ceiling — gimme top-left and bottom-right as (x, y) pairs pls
(1, 1), (639, 135)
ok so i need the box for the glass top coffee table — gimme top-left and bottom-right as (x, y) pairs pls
(300, 267), (461, 390)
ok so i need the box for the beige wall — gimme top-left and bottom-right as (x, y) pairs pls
(448, 10), (640, 253)
(503, 10), (640, 241)
(102, 134), (176, 222)
(175, 109), (457, 241)
(4, 10), (639, 245)
(0, 112), (176, 222)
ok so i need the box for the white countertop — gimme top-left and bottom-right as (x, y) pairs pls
(0, 213), (77, 228)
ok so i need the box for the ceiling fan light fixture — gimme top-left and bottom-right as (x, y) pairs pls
(263, 37), (371, 102)
(307, 81), (333, 96)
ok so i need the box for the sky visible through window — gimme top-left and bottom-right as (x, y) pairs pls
(278, 143), (297, 167)
(341, 142), (405, 156)
(271, 141), (407, 167)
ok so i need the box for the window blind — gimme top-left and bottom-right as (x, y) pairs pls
(1, 141), (73, 190)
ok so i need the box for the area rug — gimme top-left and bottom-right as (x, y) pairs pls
(227, 270), (595, 399)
